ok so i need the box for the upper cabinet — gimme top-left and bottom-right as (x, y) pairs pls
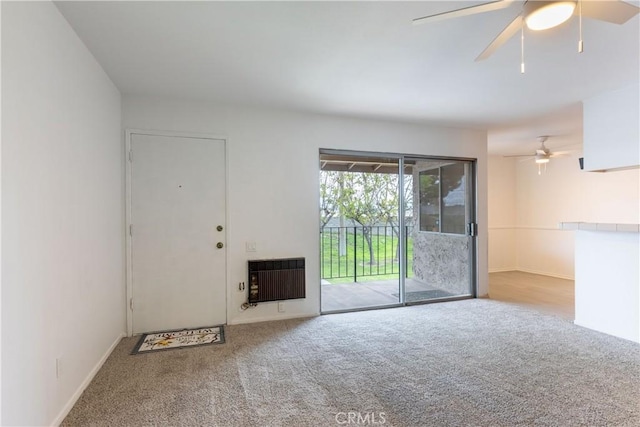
(583, 84), (639, 172)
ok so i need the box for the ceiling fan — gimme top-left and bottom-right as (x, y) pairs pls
(413, 0), (640, 62)
(504, 136), (571, 173)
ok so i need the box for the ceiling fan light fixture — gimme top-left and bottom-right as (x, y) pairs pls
(535, 153), (551, 164)
(525, 1), (576, 31)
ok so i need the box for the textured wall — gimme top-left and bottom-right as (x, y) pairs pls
(412, 232), (471, 295)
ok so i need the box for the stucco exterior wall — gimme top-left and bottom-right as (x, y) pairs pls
(412, 232), (470, 295)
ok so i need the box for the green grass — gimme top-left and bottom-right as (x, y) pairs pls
(320, 229), (413, 284)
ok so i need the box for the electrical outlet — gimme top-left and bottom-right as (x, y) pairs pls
(246, 241), (257, 252)
(278, 302), (285, 313)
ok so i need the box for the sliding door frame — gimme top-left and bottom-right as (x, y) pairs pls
(404, 158), (478, 305)
(319, 149), (478, 314)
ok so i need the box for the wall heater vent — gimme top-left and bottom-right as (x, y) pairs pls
(248, 258), (305, 303)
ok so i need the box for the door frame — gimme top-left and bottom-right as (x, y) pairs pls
(318, 149), (478, 314)
(125, 129), (229, 337)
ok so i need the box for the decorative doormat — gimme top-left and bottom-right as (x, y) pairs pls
(131, 325), (225, 355)
(393, 290), (454, 302)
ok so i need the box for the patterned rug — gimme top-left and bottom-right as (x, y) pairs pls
(131, 326), (225, 354)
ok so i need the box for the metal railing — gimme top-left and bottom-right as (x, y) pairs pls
(320, 225), (413, 281)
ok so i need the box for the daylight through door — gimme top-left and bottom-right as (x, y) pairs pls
(320, 151), (476, 313)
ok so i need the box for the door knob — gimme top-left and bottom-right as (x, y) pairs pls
(217, 242), (224, 249)
(217, 225), (223, 232)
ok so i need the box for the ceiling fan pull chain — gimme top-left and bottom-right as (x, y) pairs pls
(578, 0), (584, 53)
(520, 12), (525, 73)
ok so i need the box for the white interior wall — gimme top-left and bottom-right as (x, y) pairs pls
(488, 145), (640, 279)
(516, 146), (640, 279)
(583, 83), (640, 171)
(488, 155), (517, 272)
(1, 3), (124, 426)
(514, 149), (582, 279)
(0, 2), (3, 423)
(123, 96), (488, 324)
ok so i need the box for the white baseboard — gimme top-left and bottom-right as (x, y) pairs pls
(489, 268), (574, 281)
(228, 312), (319, 325)
(52, 332), (126, 426)
(516, 268), (574, 281)
(488, 268), (517, 273)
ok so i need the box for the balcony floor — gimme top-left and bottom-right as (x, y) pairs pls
(321, 277), (468, 312)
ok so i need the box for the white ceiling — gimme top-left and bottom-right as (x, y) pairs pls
(56, 1), (639, 153)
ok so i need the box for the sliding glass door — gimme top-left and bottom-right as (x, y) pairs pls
(320, 150), (476, 313)
(403, 158), (475, 303)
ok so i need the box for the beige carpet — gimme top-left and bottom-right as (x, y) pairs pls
(63, 299), (640, 426)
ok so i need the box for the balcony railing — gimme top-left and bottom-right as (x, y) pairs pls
(320, 225), (413, 282)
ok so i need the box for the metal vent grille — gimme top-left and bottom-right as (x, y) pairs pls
(248, 258), (305, 303)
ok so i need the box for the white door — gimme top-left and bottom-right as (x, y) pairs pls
(130, 133), (226, 334)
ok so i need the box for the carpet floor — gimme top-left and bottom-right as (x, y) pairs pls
(62, 299), (640, 426)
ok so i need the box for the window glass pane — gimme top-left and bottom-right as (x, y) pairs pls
(441, 163), (466, 234)
(419, 169), (440, 232)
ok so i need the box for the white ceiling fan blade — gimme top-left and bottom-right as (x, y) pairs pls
(517, 157), (534, 163)
(475, 15), (523, 61)
(577, 0), (640, 25)
(503, 154), (533, 157)
(413, 0), (514, 25)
